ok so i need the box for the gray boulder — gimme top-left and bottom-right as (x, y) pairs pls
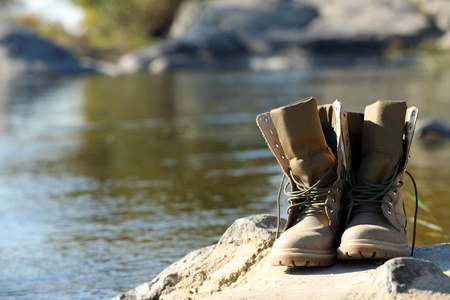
(0, 22), (89, 77)
(416, 118), (450, 141)
(118, 0), (437, 73)
(118, 0), (318, 73)
(409, 0), (450, 48)
(370, 257), (450, 294)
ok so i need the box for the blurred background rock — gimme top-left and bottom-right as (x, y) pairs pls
(0, 1), (449, 299)
(2, 0), (450, 76)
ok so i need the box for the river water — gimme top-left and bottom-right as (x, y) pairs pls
(0, 67), (449, 299)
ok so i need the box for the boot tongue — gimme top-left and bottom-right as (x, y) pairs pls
(358, 100), (407, 184)
(270, 98), (336, 187)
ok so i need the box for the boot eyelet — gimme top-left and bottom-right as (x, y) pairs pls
(281, 154), (286, 159)
(389, 199), (393, 205)
(387, 207), (391, 213)
(269, 129), (274, 134)
(331, 196), (336, 202)
(263, 116), (269, 122)
(329, 208), (334, 213)
(275, 142), (280, 148)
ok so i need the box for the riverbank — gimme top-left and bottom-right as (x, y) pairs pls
(114, 215), (450, 300)
(6, 0), (450, 78)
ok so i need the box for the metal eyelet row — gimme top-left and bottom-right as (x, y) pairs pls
(261, 115), (286, 160)
(327, 191), (340, 214)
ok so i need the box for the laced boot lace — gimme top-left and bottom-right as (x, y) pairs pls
(276, 163), (340, 238)
(345, 163), (403, 214)
(345, 163), (419, 255)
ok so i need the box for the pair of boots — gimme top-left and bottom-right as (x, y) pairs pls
(257, 97), (419, 267)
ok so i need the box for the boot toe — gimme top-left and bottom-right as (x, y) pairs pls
(273, 227), (333, 252)
(269, 215), (337, 267)
(341, 223), (406, 245)
(338, 213), (409, 259)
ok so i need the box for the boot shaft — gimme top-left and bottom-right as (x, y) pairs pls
(257, 98), (419, 264)
(343, 101), (419, 232)
(360, 101), (407, 184)
(344, 102), (418, 179)
(269, 98), (337, 186)
(256, 97), (347, 234)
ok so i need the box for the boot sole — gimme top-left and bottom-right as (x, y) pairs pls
(269, 249), (336, 267)
(337, 239), (410, 260)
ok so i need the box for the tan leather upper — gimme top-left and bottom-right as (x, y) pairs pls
(382, 107), (418, 232)
(342, 105), (419, 233)
(256, 97), (347, 234)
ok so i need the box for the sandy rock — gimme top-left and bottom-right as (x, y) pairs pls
(114, 214), (450, 300)
(114, 245), (216, 300)
(113, 214), (283, 300)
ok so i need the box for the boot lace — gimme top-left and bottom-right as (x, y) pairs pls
(345, 163), (419, 256)
(275, 163), (339, 238)
(345, 163), (403, 214)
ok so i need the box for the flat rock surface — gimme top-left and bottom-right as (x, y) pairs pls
(114, 214), (450, 300)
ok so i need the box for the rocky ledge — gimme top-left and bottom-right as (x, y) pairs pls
(0, 22), (90, 78)
(117, 0), (440, 73)
(0, 22), (119, 78)
(114, 214), (450, 300)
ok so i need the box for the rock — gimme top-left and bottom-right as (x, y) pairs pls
(80, 58), (119, 76)
(114, 215), (450, 300)
(113, 214), (283, 300)
(217, 213), (283, 245)
(408, 0), (450, 49)
(118, 0), (436, 73)
(0, 22), (91, 77)
(410, 0), (450, 32)
(113, 245), (216, 300)
(416, 118), (450, 141)
(168, 0), (209, 38)
(439, 31), (450, 48)
(370, 257), (450, 294)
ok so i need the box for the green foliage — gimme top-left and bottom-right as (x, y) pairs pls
(10, 13), (87, 54)
(405, 183), (450, 243)
(406, 190), (429, 213)
(71, 0), (184, 50)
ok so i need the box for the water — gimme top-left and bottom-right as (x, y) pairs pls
(0, 67), (449, 299)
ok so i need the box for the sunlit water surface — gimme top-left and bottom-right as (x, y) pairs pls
(0, 67), (449, 299)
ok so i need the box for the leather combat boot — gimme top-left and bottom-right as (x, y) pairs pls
(257, 97), (348, 266)
(338, 100), (419, 259)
